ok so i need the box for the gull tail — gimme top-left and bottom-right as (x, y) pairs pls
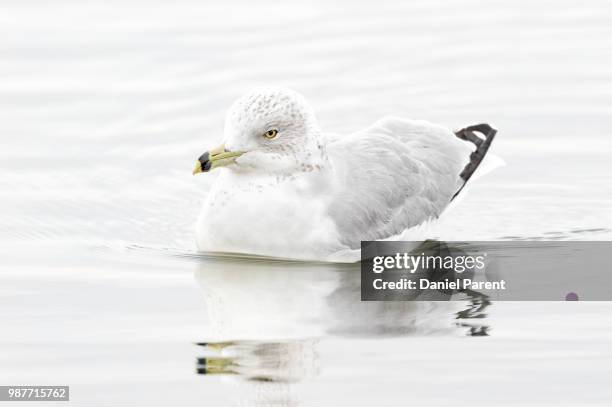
(452, 123), (497, 200)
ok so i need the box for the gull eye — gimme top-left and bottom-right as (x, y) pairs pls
(263, 129), (278, 139)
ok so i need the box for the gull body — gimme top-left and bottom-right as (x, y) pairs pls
(193, 88), (495, 261)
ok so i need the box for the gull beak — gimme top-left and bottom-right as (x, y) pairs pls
(192, 143), (245, 175)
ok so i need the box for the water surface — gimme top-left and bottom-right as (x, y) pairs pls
(1, 0), (612, 405)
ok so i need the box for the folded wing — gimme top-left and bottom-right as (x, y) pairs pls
(327, 116), (473, 248)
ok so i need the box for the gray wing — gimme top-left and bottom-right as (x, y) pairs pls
(327, 116), (472, 249)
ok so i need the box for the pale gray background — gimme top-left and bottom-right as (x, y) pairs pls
(1, 0), (611, 406)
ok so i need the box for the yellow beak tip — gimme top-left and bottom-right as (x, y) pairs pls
(192, 144), (242, 175)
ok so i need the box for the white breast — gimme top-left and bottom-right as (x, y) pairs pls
(196, 169), (343, 260)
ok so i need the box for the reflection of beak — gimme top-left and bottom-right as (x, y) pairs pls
(192, 143), (245, 175)
(196, 356), (238, 375)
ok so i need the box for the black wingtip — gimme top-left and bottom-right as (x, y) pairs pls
(451, 123), (497, 200)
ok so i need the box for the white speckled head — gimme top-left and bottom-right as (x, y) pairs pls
(223, 88), (325, 172)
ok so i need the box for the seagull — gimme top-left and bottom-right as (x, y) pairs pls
(192, 88), (496, 262)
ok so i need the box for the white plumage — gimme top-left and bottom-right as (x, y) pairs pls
(195, 88), (482, 262)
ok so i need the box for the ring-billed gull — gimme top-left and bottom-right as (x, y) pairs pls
(192, 88), (496, 261)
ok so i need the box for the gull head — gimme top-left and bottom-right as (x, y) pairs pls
(193, 88), (325, 175)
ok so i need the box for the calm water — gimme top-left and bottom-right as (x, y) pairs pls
(1, 0), (612, 405)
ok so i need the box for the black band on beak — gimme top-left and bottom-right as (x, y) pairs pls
(198, 152), (212, 172)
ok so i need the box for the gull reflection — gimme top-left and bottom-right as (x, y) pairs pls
(193, 241), (490, 405)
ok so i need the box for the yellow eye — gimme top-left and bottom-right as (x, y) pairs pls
(263, 129), (278, 139)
